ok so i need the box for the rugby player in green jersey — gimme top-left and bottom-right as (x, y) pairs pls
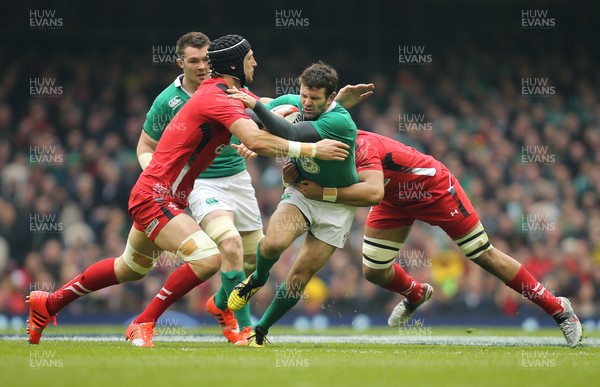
(227, 62), (361, 347)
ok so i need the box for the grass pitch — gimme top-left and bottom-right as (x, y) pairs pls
(1, 326), (599, 387)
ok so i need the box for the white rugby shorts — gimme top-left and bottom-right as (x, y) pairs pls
(187, 170), (263, 232)
(279, 185), (355, 248)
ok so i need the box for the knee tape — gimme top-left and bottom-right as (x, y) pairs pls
(177, 230), (220, 262)
(362, 236), (402, 269)
(122, 241), (158, 275)
(204, 216), (240, 245)
(241, 229), (264, 256)
(454, 223), (493, 259)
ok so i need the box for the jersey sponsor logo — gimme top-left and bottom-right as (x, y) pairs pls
(450, 209), (459, 217)
(205, 198), (219, 205)
(281, 193), (292, 201)
(168, 96), (183, 109)
(299, 157), (320, 174)
(215, 144), (227, 154)
(145, 218), (160, 237)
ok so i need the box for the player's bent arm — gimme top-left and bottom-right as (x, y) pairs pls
(136, 130), (159, 170)
(297, 169), (384, 207)
(229, 118), (349, 161)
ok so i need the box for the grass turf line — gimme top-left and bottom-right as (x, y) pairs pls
(2, 326), (600, 387)
(1, 340), (600, 387)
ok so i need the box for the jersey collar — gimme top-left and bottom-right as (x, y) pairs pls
(174, 74), (194, 97)
(325, 101), (337, 113)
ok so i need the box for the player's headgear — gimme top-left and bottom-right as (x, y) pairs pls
(208, 34), (251, 87)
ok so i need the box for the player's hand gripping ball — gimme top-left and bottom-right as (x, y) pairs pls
(270, 104), (302, 123)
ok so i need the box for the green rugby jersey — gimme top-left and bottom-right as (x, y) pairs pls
(142, 74), (246, 178)
(266, 95), (358, 188)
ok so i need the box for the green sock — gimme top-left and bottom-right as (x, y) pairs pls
(214, 277), (229, 311)
(256, 282), (302, 330)
(214, 271), (253, 328)
(251, 241), (278, 285)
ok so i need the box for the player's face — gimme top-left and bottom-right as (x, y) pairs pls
(299, 84), (336, 120)
(178, 45), (210, 89)
(243, 50), (257, 84)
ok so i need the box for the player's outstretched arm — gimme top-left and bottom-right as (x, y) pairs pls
(229, 89), (321, 142)
(296, 169), (384, 207)
(229, 118), (349, 161)
(136, 131), (159, 170)
(335, 83), (375, 109)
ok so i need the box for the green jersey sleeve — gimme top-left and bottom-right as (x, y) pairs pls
(143, 100), (170, 141)
(143, 88), (188, 141)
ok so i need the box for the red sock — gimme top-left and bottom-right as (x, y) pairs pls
(381, 263), (424, 303)
(506, 264), (563, 316)
(134, 263), (202, 324)
(47, 258), (119, 315)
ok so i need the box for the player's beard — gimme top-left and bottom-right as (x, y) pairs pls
(303, 106), (323, 121)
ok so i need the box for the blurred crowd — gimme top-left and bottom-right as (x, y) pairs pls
(0, 34), (599, 324)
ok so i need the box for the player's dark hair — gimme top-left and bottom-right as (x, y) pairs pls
(299, 61), (338, 97)
(176, 32), (210, 58)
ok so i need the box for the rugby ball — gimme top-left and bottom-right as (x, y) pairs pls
(270, 104), (302, 124)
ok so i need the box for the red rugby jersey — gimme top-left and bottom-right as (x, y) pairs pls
(136, 78), (249, 206)
(355, 130), (444, 203)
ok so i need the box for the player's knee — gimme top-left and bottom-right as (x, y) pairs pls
(121, 241), (158, 279)
(454, 224), (493, 260)
(260, 237), (286, 259)
(218, 237), (243, 263)
(177, 230), (221, 264)
(362, 236), (401, 275)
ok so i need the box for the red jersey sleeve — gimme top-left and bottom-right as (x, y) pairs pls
(356, 136), (383, 172)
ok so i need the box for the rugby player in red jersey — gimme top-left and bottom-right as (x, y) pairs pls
(290, 130), (583, 348)
(26, 34), (349, 345)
